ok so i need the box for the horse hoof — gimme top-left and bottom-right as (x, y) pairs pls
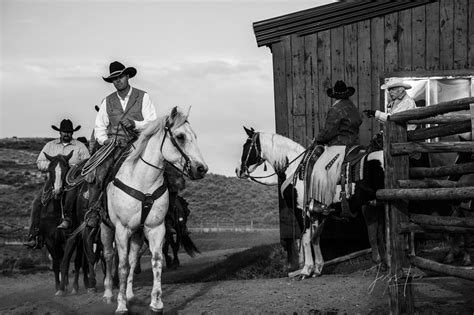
(115, 309), (128, 314)
(55, 290), (66, 296)
(71, 288), (78, 295)
(297, 274), (310, 281)
(103, 297), (114, 304)
(149, 307), (163, 315)
(87, 287), (97, 293)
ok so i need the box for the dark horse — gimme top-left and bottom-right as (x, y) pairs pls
(163, 194), (199, 269)
(135, 163), (200, 273)
(57, 178), (103, 295)
(38, 152), (73, 293)
(236, 127), (385, 279)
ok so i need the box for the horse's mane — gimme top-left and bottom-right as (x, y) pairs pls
(259, 133), (305, 171)
(127, 108), (188, 164)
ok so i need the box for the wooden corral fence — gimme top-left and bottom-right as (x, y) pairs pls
(376, 96), (474, 314)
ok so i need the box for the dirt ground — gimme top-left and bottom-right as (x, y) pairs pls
(1, 247), (474, 315)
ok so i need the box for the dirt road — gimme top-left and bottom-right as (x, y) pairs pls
(1, 248), (473, 314)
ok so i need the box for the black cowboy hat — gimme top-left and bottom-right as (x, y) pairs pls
(51, 119), (81, 133)
(327, 80), (355, 99)
(102, 61), (137, 83)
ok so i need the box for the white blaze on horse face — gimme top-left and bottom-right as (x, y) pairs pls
(53, 163), (63, 197)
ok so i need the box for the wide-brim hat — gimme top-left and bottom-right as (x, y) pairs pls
(327, 80), (355, 99)
(52, 119), (81, 133)
(381, 78), (412, 90)
(102, 61), (137, 83)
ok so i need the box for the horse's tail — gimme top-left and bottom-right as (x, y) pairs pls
(180, 232), (200, 257)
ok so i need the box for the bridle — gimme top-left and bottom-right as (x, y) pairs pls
(240, 132), (308, 186)
(43, 156), (69, 205)
(241, 133), (266, 177)
(120, 120), (192, 178)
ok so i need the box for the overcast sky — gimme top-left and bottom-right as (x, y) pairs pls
(1, 0), (334, 176)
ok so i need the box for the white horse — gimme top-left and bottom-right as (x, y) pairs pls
(236, 127), (385, 279)
(101, 106), (208, 314)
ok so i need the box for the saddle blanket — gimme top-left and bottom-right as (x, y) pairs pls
(309, 145), (346, 206)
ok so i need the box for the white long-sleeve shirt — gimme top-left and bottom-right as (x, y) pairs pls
(37, 139), (90, 172)
(94, 87), (157, 145)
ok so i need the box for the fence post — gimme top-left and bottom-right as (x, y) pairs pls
(384, 119), (414, 314)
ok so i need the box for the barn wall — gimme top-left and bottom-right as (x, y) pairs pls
(271, 0), (474, 147)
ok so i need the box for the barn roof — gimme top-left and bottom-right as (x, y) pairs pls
(253, 0), (437, 47)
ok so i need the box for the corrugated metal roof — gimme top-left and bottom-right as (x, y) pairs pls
(253, 0), (437, 47)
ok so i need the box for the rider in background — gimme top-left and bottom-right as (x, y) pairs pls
(363, 77), (416, 131)
(57, 61), (158, 229)
(314, 80), (362, 147)
(23, 119), (89, 248)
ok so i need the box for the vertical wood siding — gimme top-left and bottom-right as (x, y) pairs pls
(271, 0), (474, 147)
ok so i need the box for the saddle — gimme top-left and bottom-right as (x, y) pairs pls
(302, 144), (367, 219)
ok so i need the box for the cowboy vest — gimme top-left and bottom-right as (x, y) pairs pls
(106, 88), (145, 140)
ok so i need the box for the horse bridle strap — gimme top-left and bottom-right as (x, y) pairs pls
(161, 121), (191, 177)
(113, 178), (168, 227)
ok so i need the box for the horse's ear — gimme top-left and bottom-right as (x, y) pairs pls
(167, 106), (178, 128)
(65, 151), (73, 161)
(44, 153), (53, 161)
(243, 126), (254, 138)
(184, 106), (191, 121)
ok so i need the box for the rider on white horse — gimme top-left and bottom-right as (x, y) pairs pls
(306, 80), (362, 215)
(57, 61), (157, 230)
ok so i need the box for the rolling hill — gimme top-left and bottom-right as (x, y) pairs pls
(0, 137), (279, 240)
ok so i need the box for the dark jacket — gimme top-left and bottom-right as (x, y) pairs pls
(315, 98), (362, 147)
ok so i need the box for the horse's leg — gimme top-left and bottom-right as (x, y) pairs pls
(72, 239), (83, 295)
(100, 223), (115, 304)
(115, 223), (131, 313)
(163, 232), (172, 269)
(84, 226), (98, 292)
(146, 223), (166, 313)
(362, 205), (382, 265)
(299, 227), (315, 279)
(311, 221), (325, 277)
(173, 234), (180, 268)
(57, 234), (79, 296)
(126, 231), (143, 301)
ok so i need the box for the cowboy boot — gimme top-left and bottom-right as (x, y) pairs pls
(57, 218), (71, 230)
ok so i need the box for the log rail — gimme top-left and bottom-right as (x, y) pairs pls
(382, 97), (474, 313)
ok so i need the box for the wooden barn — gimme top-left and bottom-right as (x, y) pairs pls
(253, 0), (474, 261)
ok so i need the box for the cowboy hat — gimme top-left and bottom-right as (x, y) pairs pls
(381, 78), (412, 90)
(51, 119), (81, 133)
(102, 61), (137, 83)
(327, 80), (355, 99)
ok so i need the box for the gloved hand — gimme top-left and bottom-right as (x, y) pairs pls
(121, 118), (135, 129)
(363, 110), (376, 118)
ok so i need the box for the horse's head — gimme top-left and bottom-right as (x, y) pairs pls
(162, 106), (208, 180)
(235, 126), (265, 178)
(44, 151), (73, 199)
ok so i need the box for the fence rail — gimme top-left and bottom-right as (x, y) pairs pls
(381, 97), (474, 313)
